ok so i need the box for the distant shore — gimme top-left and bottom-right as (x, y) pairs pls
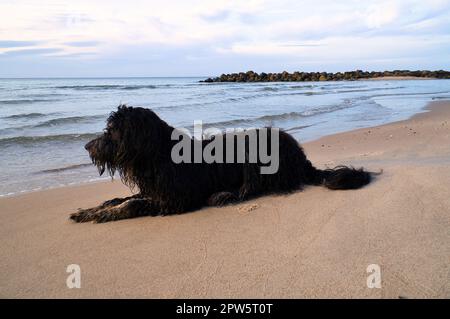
(201, 70), (450, 83)
(1, 100), (449, 298)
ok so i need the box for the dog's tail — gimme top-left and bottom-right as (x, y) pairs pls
(304, 161), (376, 190)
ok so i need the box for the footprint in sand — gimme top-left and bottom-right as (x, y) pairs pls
(237, 203), (259, 213)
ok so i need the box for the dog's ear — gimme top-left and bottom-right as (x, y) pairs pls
(110, 106), (171, 163)
(107, 105), (128, 134)
(117, 104), (131, 115)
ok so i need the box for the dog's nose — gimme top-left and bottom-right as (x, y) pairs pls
(85, 140), (94, 151)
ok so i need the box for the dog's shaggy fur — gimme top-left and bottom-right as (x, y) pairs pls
(70, 105), (373, 223)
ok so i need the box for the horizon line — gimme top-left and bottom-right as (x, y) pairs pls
(0, 76), (210, 79)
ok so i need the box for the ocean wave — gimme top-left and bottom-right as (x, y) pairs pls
(370, 90), (450, 98)
(203, 104), (353, 128)
(302, 91), (325, 96)
(284, 123), (315, 132)
(319, 84), (367, 90)
(336, 86), (405, 94)
(252, 84), (318, 92)
(37, 163), (93, 174)
(149, 86), (402, 111)
(432, 96), (450, 100)
(0, 98), (60, 105)
(289, 85), (316, 89)
(32, 114), (106, 128)
(0, 114), (106, 134)
(259, 87), (279, 92)
(54, 84), (161, 90)
(0, 133), (100, 147)
(1, 112), (52, 120)
(20, 93), (68, 98)
(152, 90), (330, 111)
(256, 85), (405, 95)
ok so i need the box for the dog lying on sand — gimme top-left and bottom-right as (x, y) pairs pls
(70, 105), (373, 223)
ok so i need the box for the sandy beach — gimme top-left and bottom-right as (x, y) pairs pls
(0, 100), (449, 298)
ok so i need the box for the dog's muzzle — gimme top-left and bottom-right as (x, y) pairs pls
(85, 139), (96, 151)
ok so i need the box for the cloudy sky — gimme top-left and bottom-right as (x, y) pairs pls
(0, 0), (449, 77)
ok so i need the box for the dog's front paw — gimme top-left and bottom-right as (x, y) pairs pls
(69, 208), (99, 223)
(92, 210), (118, 223)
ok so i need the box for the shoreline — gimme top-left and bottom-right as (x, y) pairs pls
(1, 100), (449, 298)
(0, 177), (111, 199)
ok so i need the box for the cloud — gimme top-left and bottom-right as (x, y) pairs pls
(1, 48), (62, 57)
(0, 0), (448, 76)
(62, 41), (101, 47)
(200, 10), (232, 22)
(0, 40), (38, 48)
(280, 44), (325, 47)
(365, 2), (399, 28)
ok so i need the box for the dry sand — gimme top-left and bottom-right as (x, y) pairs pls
(1, 101), (449, 298)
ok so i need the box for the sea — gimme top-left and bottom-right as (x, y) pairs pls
(0, 77), (449, 197)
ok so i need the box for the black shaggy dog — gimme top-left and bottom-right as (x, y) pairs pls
(70, 105), (373, 223)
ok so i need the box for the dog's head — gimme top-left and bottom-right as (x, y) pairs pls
(84, 116), (119, 177)
(85, 105), (172, 180)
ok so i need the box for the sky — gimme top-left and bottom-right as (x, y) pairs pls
(0, 0), (449, 77)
